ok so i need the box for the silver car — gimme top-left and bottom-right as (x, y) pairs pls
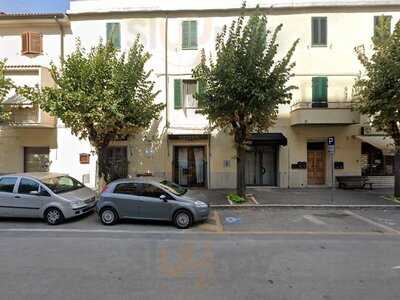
(97, 177), (210, 229)
(0, 173), (97, 225)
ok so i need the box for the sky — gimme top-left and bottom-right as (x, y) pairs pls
(0, 0), (69, 13)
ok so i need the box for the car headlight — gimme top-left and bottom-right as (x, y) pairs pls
(70, 200), (86, 209)
(194, 201), (208, 208)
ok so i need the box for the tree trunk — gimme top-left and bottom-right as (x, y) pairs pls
(236, 144), (246, 197)
(395, 144), (400, 198)
(96, 145), (110, 190)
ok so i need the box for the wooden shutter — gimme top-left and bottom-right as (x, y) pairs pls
(182, 21), (190, 49)
(174, 79), (182, 109)
(312, 77), (328, 106)
(190, 21), (198, 49)
(311, 17), (327, 46)
(106, 23), (121, 49)
(21, 32), (42, 55)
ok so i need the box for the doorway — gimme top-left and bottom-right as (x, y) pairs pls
(307, 142), (326, 185)
(105, 146), (128, 181)
(173, 146), (206, 187)
(245, 145), (277, 186)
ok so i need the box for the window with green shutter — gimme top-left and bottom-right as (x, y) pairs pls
(312, 77), (328, 107)
(373, 15), (391, 41)
(182, 21), (198, 50)
(174, 79), (183, 109)
(106, 23), (121, 49)
(311, 17), (327, 47)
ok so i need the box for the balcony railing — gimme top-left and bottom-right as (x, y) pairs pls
(290, 101), (360, 126)
(291, 101), (354, 111)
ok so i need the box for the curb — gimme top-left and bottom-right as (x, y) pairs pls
(209, 204), (400, 210)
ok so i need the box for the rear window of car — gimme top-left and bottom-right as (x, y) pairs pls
(0, 177), (17, 193)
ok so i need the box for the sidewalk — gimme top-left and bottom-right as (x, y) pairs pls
(196, 187), (399, 208)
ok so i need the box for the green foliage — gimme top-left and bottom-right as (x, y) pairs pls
(354, 22), (400, 147)
(228, 193), (246, 204)
(0, 60), (13, 122)
(372, 15), (391, 47)
(19, 38), (164, 183)
(193, 3), (298, 195)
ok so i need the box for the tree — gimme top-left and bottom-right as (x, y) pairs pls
(20, 38), (164, 184)
(0, 60), (13, 122)
(354, 18), (400, 198)
(193, 5), (298, 196)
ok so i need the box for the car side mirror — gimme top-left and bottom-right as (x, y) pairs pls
(160, 194), (168, 202)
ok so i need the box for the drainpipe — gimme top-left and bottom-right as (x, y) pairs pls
(54, 16), (65, 66)
(165, 15), (169, 129)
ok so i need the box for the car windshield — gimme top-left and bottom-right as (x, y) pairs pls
(160, 180), (187, 196)
(41, 176), (84, 194)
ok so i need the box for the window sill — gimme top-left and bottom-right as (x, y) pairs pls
(311, 44), (328, 48)
(181, 47), (198, 51)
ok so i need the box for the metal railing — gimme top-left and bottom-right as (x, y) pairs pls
(291, 101), (355, 112)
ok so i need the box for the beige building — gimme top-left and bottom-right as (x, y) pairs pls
(0, 0), (397, 189)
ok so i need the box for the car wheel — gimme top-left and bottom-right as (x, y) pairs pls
(100, 207), (118, 225)
(173, 210), (193, 229)
(44, 207), (64, 225)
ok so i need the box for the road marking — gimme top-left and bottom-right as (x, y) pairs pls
(303, 215), (327, 226)
(0, 228), (397, 236)
(344, 210), (400, 235)
(392, 266), (400, 270)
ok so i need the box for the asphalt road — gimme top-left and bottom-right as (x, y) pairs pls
(1, 209), (400, 300)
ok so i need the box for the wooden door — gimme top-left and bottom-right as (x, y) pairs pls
(307, 150), (325, 185)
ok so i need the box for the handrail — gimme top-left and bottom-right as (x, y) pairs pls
(291, 101), (355, 112)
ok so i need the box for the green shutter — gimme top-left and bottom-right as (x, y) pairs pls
(312, 77), (328, 105)
(182, 21), (190, 49)
(107, 23), (121, 49)
(182, 21), (197, 49)
(174, 79), (182, 109)
(190, 21), (198, 49)
(197, 80), (206, 96)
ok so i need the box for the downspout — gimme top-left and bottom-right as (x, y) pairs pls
(54, 16), (65, 65)
(165, 14), (169, 129)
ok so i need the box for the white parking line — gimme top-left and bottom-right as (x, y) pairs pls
(344, 210), (400, 235)
(303, 215), (327, 226)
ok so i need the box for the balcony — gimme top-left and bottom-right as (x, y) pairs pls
(2, 103), (56, 128)
(290, 101), (360, 126)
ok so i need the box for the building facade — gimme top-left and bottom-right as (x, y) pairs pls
(0, 0), (398, 189)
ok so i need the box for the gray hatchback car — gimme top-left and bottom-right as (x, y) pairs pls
(97, 177), (210, 229)
(0, 173), (97, 225)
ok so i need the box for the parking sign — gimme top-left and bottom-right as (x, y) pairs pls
(328, 137), (335, 153)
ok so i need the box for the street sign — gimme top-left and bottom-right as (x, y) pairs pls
(328, 137), (335, 153)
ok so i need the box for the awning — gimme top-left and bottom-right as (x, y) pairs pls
(168, 134), (210, 141)
(249, 133), (288, 146)
(356, 135), (395, 156)
(2, 93), (32, 107)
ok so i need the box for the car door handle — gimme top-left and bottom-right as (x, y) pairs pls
(14, 196), (21, 198)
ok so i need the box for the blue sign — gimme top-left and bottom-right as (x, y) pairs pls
(328, 137), (335, 146)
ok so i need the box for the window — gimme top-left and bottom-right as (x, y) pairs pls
(174, 79), (204, 109)
(18, 178), (39, 195)
(114, 183), (140, 196)
(374, 15), (391, 42)
(312, 77), (328, 107)
(182, 20), (198, 50)
(21, 32), (43, 55)
(24, 147), (49, 172)
(106, 23), (121, 49)
(141, 184), (166, 198)
(311, 17), (327, 46)
(0, 177), (17, 193)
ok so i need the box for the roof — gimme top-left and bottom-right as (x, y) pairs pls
(68, 0), (400, 15)
(0, 12), (65, 19)
(2, 93), (32, 106)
